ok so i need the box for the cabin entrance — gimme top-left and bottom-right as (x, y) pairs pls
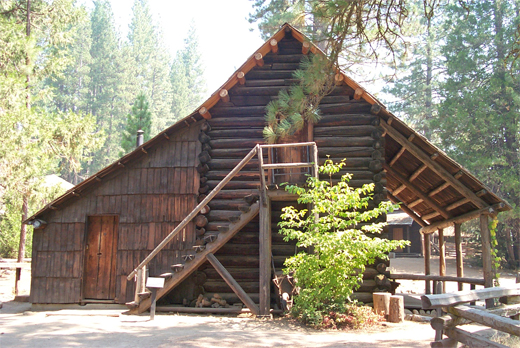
(83, 215), (118, 300)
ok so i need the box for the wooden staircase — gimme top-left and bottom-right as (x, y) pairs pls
(126, 198), (260, 314)
(125, 142), (319, 315)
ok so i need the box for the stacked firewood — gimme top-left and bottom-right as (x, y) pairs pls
(194, 293), (236, 308)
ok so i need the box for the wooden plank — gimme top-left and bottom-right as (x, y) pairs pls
(259, 195), (271, 316)
(381, 119), (488, 209)
(206, 253), (259, 315)
(389, 274), (484, 285)
(447, 305), (520, 337)
(422, 284), (520, 309)
(444, 327), (508, 348)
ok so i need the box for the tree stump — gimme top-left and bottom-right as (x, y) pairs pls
(373, 292), (391, 318)
(388, 295), (404, 323)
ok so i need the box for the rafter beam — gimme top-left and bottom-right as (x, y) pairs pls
(389, 147), (406, 167)
(387, 193), (427, 227)
(408, 198), (423, 208)
(446, 198), (471, 211)
(381, 119), (488, 209)
(392, 184), (407, 196)
(385, 164), (451, 219)
(420, 203), (503, 234)
(409, 164), (427, 182)
(428, 182), (451, 197)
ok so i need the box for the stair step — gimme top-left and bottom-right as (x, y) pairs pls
(171, 264), (185, 272)
(125, 301), (139, 310)
(244, 193), (259, 205)
(238, 205), (251, 213)
(138, 291), (151, 300)
(193, 245), (206, 252)
(203, 234), (218, 243)
(182, 254), (196, 262)
(217, 225), (229, 233)
(159, 273), (173, 280)
(228, 216), (241, 223)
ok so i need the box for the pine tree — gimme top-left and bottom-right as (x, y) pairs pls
(45, 10), (92, 114)
(170, 23), (206, 121)
(127, 0), (172, 134)
(382, 1), (445, 140)
(0, 0), (102, 258)
(88, 0), (130, 172)
(434, 0), (520, 266)
(121, 92), (152, 155)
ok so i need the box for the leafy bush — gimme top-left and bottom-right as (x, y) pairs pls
(279, 159), (409, 326)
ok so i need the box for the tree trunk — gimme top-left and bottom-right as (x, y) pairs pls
(17, 195), (29, 262)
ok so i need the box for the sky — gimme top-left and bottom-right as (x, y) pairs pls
(98, 0), (265, 94)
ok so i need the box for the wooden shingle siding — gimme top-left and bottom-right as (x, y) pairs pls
(31, 124), (201, 304)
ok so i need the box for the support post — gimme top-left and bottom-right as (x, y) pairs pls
(135, 267), (145, 303)
(454, 223), (464, 291)
(259, 194), (272, 316)
(150, 288), (157, 320)
(424, 233), (431, 294)
(206, 253), (259, 315)
(480, 214), (494, 308)
(439, 228), (446, 293)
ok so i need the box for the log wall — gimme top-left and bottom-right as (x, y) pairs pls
(31, 125), (201, 304)
(166, 32), (388, 307)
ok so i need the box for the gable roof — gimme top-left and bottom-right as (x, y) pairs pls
(26, 23), (511, 228)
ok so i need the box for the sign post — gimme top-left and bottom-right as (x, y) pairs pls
(146, 277), (165, 320)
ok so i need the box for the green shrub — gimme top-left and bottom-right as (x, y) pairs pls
(279, 159), (409, 326)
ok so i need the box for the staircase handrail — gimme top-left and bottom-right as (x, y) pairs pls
(127, 144), (260, 280)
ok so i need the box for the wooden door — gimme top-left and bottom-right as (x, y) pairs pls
(393, 227), (404, 253)
(84, 216), (118, 299)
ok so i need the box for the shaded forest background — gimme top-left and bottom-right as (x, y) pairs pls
(1, 0), (519, 269)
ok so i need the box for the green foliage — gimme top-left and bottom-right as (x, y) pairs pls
(121, 92), (152, 155)
(170, 23), (206, 122)
(0, 0), (104, 258)
(263, 55), (331, 143)
(87, 0), (130, 172)
(279, 160), (408, 325)
(432, 1), (520, 267)
(128, 0), (173, 133)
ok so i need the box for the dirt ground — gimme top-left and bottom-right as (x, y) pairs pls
(0, 256), (515, 348)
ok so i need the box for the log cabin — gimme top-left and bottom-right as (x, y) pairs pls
(388, 209), (423, 257)
(25, 24), (511, 315)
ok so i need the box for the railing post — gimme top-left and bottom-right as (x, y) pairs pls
(424, 233), (431, 294)
(434, 282), (444, 342)
(455, 223), (464, 291)
(134, 266), (146, 303)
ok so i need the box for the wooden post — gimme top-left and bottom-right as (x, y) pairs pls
(388, 295), (404, 323)
(424, 233), (431, 294)
(135, 267), (145, 303)
(454, 223), (464, 291)
(150, 288), (157, 320)
(373, 292), (391, 318)
(480, 214), (494, 308)
(259, 194), (272, 316)
(14, 267), (21, 296)
(439, 228), (446, 293)
(206, 253), (259, 315)
(434, 282), (443, 341)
